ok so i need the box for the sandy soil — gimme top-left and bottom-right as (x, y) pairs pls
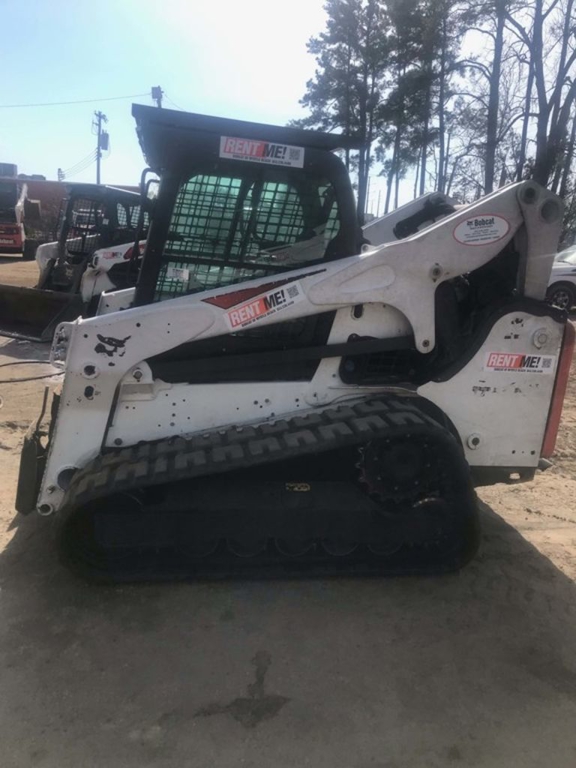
(0, 254), (39, 287)
(1, 257), (576, 768)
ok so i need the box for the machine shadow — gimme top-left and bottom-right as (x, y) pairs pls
(0, 337), (49, 361)
(1, 500), (576, 767)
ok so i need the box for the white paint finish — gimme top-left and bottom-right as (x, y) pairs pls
(81, 269), (115, 304)
(96, 286), (136, 314)
(107, 381), (313, 446)
(362, 192), (457, 246)
(35, 240), (58, 281)
(36, 181), (565, 512)
(307, 184), (536, 352)
(39, 303), (217, 510)
(418, 312), (564, 468)
(107, 305), (411, 445)
(517, 183), (563, 300)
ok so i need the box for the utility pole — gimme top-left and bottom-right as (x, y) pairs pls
(93, 110), (108, 185)
(151, 86), (164, 108)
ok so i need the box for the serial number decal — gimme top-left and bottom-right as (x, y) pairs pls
(453, 214), (510, 246)
(485, 352), (556, 373)
(225, 281), (304, 330)
(220, 136), (305, 168)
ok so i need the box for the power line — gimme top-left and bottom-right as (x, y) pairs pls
(0, 92), (149, 109)
(61, 149), (97, 176)
(164, 94), (187, 111)
(65, 155), (97, 179)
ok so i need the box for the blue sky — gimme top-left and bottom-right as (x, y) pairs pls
(0, 0), (328, 185)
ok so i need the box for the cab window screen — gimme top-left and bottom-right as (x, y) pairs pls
(154, 170), (340, 302)
(66, 198), (102, 256)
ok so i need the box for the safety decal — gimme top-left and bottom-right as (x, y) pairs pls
(225, 281), (304, 330)
(453, 215), (510, 246)
(485, 352), (556, 373)
(220, 136), (305, 168)
(94, 334), (131, 358)
(202, 268), (325, 310)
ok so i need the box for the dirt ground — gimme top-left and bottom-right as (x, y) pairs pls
(1, 256), (576, 768)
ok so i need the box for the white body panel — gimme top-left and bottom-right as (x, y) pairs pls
(418, 311), (563, 467)
(35, 240), (58, 282)
(37, 181), (564, 514)
(362, 193), (456, 246)
(80, 240), (145, 304)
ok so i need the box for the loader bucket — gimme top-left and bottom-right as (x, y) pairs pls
(0, 284), (83, 342)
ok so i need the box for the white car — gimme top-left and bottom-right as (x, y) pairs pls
(547, 245), (576, 309)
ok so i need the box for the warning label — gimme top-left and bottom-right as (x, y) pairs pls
(454, 215), (510, 246)
(225, 281), (304, 330)
(485, 352), (556, 373)
(220, 136), (305, 168)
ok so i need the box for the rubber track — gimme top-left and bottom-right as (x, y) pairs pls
(63, 397), (442, 512)
(58, 396), (480, 582)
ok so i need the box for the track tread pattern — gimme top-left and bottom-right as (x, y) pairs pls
(64, 397), (439, 512)
(59, 395), (481, 582)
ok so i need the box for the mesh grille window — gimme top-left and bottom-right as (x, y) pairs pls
(116, 203), (143, 230)
(154, 171), (340, 302)
(116, 203), (128, 227)
(66, 198), (102, 255)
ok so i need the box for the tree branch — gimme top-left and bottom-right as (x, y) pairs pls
(468, 26), (497, 42)
(543, 0), (561, 20)
(504, 13), (532, 49)
(453, 91), (490, 109)
(461, 59), (492, 80)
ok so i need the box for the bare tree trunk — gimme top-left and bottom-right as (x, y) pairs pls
(437, 16), (448, 194)
(516, 63), (534, 181)
(394, 166), (400, 208)
(385, 124), (402, 213)
(559, 110), (576, 200)
(419, 77), (432, 195)
(530, 0), (552, 185)
(485, 0), (505, 193)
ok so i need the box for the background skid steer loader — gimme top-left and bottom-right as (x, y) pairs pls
(0, 184), (147, 342)
(16, 105), (574, 583)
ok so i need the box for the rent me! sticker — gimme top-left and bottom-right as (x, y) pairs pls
(225, 281), (304, 330)
(485, 352), (556, 373)
(220, 136), (305, 168)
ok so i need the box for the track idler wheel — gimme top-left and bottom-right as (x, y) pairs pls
(359, 438), (433, 502)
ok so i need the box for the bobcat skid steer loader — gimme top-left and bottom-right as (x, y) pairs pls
(0, 184), (146, 342)
(16, 105), (574, 582)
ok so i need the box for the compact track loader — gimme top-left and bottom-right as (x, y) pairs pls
(16, 105), (574, 582)
(0, 184), (146, 342)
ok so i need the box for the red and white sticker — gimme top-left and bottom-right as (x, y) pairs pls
(454, 215), (510, 246)
(485, 352), (556, 373)
(226, 281), (304, 330)
(220, 136), (305, 168)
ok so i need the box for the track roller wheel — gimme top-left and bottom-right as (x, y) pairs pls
(178, 538), (219, 558)
(322, 538), (358, 557)
(275, 538), (315, 557)
(227, 537), (268, 557)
